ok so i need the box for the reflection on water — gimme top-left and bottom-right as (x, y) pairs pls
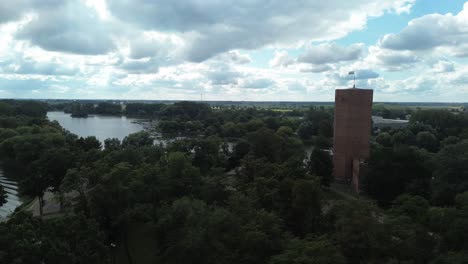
(47, 111), (145, 142)
(0, 169), (21, 219)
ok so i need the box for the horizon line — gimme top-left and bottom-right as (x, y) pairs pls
(2, 98), (467, 104)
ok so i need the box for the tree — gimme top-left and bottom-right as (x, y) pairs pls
(70, 103), (90, 118)
(104, 138), (121, 151)
(376, 132), (392, 147)
(276, 126), (294, 138)
(327, 200), (388, 263)
(122, 131), (153, 148)
(288, 177), (322, 236)
(154, 198), (240, 264)
(248, 127), (283, 163)
(363, 145), (432, 207)
(236, 209), (283, 264)
(163, 152), (202, 199)
(0, 128), (18, 142)
(227, 139), (250, 169)
(0, 212), (110, 263)
(383, 215), (435, 263)
(270, 237), (345, 264)
(416, 131), (439, 152)
(21, 173), (51, 216)
(36, 148), (74, 188)
(431, 252), (468, 264)
(76, 136), (101, 151)
(318, 119), (333, 138)
(388, 195), (430, 225)
(61, 167), (93, 215)
(192, 136), (222, 173)
(297, 121), (314, 140)
(392, 129), (416, 145)
(308, 149), (333, 187)
(432, 140), (468, 205)
(435, 192), (468, 252)
(95, 102), (121, 115)
(223, 121), (244, 138)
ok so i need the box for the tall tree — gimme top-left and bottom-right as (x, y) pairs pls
(308, 149), (333, 187)
(363, 145), (432, 206)
(432, 140), (468, 205)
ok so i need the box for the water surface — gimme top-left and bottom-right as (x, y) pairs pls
(47, 111), (145, 142)
(0, 169), (21, 219)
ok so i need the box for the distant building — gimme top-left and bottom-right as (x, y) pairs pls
(333, 88), (373, 192)
(372, 116), (409, 131)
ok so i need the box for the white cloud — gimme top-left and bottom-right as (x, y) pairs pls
(107, 0), (415, 61)
(1, 59), (79, 76)
(15, 1), (116, 55)
(223, 51), (252, 65)
(299, 64), (332, 73)
(240, 78), (275, 89)
(298, 43), (364, 64)
(206, 65), (242, 86)
(364, 46), (419, 71)
(380, 2), (468, 57)
(127, 31), (186, 61)
(1, 0), (467, 102)
(270, 51), (295, 68)
(432, 60), (455, 73)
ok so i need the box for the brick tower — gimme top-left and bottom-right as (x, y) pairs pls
(333, 88), (373, 192)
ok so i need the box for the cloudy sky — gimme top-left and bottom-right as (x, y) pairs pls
(0, 0), (468, 102)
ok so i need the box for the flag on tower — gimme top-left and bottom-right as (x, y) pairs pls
(348, 71), (355, 75)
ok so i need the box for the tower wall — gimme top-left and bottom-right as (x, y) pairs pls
(333, 88), (373, 183)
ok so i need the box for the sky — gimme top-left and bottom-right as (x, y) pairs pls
(0, 0), (468, 102)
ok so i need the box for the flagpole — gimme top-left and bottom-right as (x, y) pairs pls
(348, 71), (356, 88)
(353, 73), (355, 88)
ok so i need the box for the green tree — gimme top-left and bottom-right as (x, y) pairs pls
(76, 136), (102, 151)
(154, 198), (240, 264)
(416, 131), (439, 152)
(289, 177), (322, 236)
(388, 195), (430, 225)
(248, 127), (283, 163)
(431, 252), (468, 264)
(376, 132), (392, 147)
(61, 167), (93, 215)
(392, 129), (416, 145)
(383, 215), (435, 263)
(104, 138), (121, 151)
(308, 149), (333, 187)
(363, 145), (432, 206)
(192, 136), (222, 173)
(122, 131), (153, 148)
(327, 200), (388, 263)
(276, 126), (294, 138)
(270, 237), (345, 264)
(164, 152), (202, 199)
(297, 121), (314, 140)
(432, 140), (468, 205)
(0, 212), (110, 264)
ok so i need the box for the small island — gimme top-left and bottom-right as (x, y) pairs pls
(69, 103), (90, 118)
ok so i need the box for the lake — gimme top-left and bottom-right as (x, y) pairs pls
(47, 111), (146, 142)
(0, 169), (21, 219)
(0, 112), (149, 220)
